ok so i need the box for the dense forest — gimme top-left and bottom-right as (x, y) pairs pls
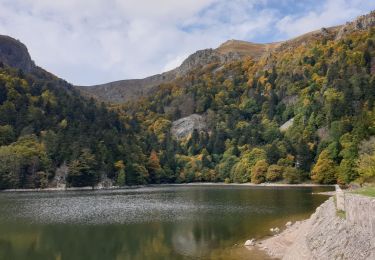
(119, 27), (375, 186)
(0, 27), (375, 189)
(0, 67), (146, 189)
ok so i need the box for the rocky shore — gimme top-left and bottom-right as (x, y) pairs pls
(254, 190), (375, 259)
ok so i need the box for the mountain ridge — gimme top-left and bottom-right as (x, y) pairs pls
(0, 9), (374, 188)
(77, 10), (375, 103)
(77, 41), (277, 103)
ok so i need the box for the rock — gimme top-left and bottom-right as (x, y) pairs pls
(0, 35), (35, 72)
(280, 118), (294, 132)
(320, 27), (329, 37)
(51, 163), (69, 188)
(336, 10), (375, 40)
(244, 239), (256, 246)
(171, 114), (207, 139)
(265, 196), (375, 259)
(286, 221), (293, 227)
(96, 174), (114, 189)
(348, 183), (361, 190)
(176, 49), (223, 76)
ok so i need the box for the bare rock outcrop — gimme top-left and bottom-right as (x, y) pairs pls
(336, 10), (375, 40)
(279, 118), (294, 132)
(50, 163), (69, 189)
(171, 114), (207, 139)
(0, 35), (35, 73)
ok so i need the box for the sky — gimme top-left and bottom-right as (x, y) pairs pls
(0, 0), (374, 85)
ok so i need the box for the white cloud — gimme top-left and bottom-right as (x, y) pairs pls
(276, 0), (375, 39)
(0, 0), (373, 85)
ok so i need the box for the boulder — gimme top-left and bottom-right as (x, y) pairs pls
(244, 239), (256, 246)
(279, 118), (294, 132)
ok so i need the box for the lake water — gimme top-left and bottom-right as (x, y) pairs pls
(0, 185), (332, 260)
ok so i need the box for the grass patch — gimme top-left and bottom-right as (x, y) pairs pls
(352, 187), (375, 197)
(336, 210), (346, 219)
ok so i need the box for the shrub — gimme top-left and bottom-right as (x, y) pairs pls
(251, 160), (269, 184)
(283, 167), (303, 184)
(266, 164), (283, 182)
(311, 150), (337, 184)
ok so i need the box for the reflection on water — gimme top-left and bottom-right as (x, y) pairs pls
(0, 185), (332, 260)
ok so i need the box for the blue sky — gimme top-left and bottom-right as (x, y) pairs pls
(0, 0), (374, 85)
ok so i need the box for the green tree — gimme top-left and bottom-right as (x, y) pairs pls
(67, 149), (99, 187)
(266, 164), (283, 182)
(356, 137), (375, 183)
(216, 155), (239, 181)
(251, 160), (268, 184)
(283, 167), (303, 184)
(231, 160), (251, 183)
(0, 135), (51, 189)
(115, 160), (126, 186)
(126, 163), (149, 185)
(0, 125), (15, 145)
(311, 150), (337, 184)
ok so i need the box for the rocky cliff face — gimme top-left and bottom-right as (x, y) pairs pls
(0, 35), (35, 73)
(176, 49), (230, 76)
(336, 10), (375, 39)
(171, 114), (207, 139)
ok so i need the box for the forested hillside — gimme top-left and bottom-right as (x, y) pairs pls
(116, 24), (375, 186)
(0, 66), (147, 189)
(1, 12), (375, 189)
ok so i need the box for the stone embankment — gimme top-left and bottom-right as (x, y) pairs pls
(256, 185), (375, 259)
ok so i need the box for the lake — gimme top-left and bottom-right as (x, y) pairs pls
(0, 185), (332, 260)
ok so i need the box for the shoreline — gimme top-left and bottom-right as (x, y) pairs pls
(254, 188), (375, 259)
(0, 182), (334, 193)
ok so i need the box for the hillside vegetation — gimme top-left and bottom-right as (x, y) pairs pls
(117, 25), (375, 186)
(0, 67), (146, 189)
(1, 12), (375, 189)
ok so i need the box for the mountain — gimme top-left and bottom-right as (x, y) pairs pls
(112, 10), (375, 185)
(0, 35), (35, 73)
(75, 22), (352, 104)
(77, 40), (281, 103)
(0, 10), (375, 189)
(0, 37), (148, 189)
(78, 11), (375, 105)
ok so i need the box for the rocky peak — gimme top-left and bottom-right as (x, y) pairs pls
(336, 10), (375, 39)
(175, 40), (275, 76)
(176, 49), (234, 76)
(0, 35), (35, 73)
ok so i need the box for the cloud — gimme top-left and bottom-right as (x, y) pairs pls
(0, 0), (373, 85)
(276, 0), (375, 39)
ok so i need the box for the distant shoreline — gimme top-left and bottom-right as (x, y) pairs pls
(0, 182), (334, 193)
